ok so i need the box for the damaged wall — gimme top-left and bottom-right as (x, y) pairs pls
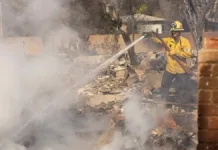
(88, 33), (155, 54)
(1, 37), (43, 55)
(198, 49), (218, 149)
(88, 32), (197, 55)
(203, 32), (218, 49)
(198, 32), (218, 150)
(0, 1), (199, 150)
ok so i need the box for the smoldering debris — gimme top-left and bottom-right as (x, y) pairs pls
(75, 49), (197, 150)
(0, 1), (198, 150)
(0, 42), (197, 150)
(91, 98), (197, 150)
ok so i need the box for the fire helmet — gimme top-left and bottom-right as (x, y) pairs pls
(170, 21), (184, 32)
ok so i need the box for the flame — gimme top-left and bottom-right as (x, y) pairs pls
(157, 114), (178, 130)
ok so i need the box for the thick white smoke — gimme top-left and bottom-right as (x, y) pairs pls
(0, 0), (98, 149)
(0, 0), (168, 150)
(0, 38), (105, 149)
(99, 91), (167, 150)
(0, 41), (70, 134)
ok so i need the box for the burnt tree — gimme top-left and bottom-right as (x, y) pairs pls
(183, 0), (216, 50)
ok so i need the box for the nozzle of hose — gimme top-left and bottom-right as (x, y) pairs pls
(142, 32), (153, 38)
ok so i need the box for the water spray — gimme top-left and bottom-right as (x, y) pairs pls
(11, 33), (149, 140)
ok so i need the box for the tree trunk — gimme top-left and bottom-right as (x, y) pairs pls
(120, 30), (138, 65)
(182, 0), (215, 50)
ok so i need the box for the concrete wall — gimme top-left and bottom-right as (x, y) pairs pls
(88, 34), (152, 55)
(88, 32), (197, 55)
(4, 31), (217, 57)
(2, 37), (43, 55)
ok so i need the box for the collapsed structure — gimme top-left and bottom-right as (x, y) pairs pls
(0, 16), (198, 150)
(74, 30), (198, 149)
(0, 1), (203, 149)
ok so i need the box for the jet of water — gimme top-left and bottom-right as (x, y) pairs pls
(11, 35), (147, 141)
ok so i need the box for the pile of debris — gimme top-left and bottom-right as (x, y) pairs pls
(92, 105), (197, 150)
(77, 51), (165, 98)
(74, 49), (197, 150)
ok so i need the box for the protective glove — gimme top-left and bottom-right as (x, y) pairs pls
(191, 72), (198, 81)
(142, 32), (153, 38)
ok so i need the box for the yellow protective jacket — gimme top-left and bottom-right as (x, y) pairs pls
(152, 36), (192, 74)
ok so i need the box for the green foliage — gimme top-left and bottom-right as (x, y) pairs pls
(136, 4), (148, 14)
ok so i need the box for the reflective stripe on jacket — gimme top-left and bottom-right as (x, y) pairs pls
(152, 36), (192, 74)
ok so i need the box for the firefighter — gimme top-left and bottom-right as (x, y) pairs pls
(148, 21), (194, 101)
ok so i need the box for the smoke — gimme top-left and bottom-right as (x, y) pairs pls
(3, 0), (89, 37)
(124, 99), (155, 142)
(0, 0), (168, 150)
(0, 0), (101, 149)
(99, 91), (167, 150)
(0, 37), (106, 149)
(0, 41), (71, 134)
(0, 45), (26, 135)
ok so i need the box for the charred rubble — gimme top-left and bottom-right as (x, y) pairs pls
(75, 50), (198, 150)
(7, 47), (197, 149)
